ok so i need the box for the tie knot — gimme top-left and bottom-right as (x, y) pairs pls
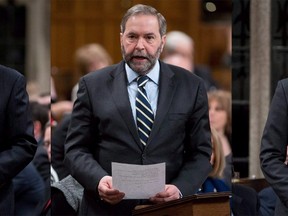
(137, 76), (149, 87)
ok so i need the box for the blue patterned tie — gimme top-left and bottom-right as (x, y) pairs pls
(136, 76), (154, 146)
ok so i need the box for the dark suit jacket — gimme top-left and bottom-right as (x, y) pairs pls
(0, 65), (37, 214)
(33, 140), (51, 201)
(260, 78), (288, 214)
(65, 60), (212, 215)
(194, 65), (218, 91)
(51, 113), (71, 180)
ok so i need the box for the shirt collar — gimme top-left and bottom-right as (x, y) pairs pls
(126, 60), (160, 85)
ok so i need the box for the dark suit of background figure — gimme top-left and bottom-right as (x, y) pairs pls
(232, 184), (261, 216)
(13, 162), (46, 216)
(260, 78), (288, 215)
(258, 186), (277, 216)
(0, 65), (37, 215)
(194, 65), (218, 92)
(64, 60), (212, 215)
(51, 113), (71, 180)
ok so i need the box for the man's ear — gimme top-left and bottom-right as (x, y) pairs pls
(120, 33), (123, 45)
(160, 35), (166, 52)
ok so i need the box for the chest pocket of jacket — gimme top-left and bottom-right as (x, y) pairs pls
(167, 113), (188, 133)
(168, 113), (188, 120)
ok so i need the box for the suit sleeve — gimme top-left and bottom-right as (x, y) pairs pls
(64, 78), (108, 192)
(260, 80), (288, 207)
(0, 75), (37, 185)
(172, 80), (212, 195)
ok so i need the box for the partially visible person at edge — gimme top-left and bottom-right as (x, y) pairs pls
(0, 64), (37, 215)
(260, 78), (288, 215)
(64, 4), (212, 215)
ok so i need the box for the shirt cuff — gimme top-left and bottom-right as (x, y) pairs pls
(179, 190), (183, 199)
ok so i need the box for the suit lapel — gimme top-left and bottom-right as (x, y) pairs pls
(147, 62), (176, 146)
(108, 61), (144, 150)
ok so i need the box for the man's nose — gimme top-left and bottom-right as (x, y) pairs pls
(135, 38), (145, 50)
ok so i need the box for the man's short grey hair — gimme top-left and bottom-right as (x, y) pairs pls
(120, 4), (167, 37)
(165, 31), (194, 53)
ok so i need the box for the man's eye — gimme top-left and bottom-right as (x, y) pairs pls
(146, 36), (154, 41)
(128, 35), (137, 40)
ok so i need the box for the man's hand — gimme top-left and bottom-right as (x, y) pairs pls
(149, 184), (181, 204)
(98, 176), (125, 205)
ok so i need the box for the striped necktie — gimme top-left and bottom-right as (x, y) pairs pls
(136, 76), (154, 146)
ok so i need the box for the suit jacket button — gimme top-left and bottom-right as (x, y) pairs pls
(142, 154), (146, 160)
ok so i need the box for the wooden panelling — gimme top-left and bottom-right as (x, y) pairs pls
(51, 0), (231, 100)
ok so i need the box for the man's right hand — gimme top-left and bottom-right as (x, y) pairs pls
(98, 176), (125, 205)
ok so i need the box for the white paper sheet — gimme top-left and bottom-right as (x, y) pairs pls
(112, 162), (165, 199)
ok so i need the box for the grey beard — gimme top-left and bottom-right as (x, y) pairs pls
(121, 46), (162, 75)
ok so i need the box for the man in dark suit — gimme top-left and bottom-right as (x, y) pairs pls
(260, 78), (288, 215)
(0, 65), (37, 215)
(65, 4), (212, 215)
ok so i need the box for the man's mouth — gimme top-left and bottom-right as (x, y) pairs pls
(132, 56), (147, 60)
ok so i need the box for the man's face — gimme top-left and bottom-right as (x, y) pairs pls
(120, 14), (166, 75)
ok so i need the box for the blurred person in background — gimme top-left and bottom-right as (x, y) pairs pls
(30, 101), (50, 183)
(208, 90), (232, 183)
(40, 123), (60, 214)
(30, 101), (51, 203)
(43, 123), (59, 184)
(198, 127), (230, 193)
(208, 90), (261, 215)
(50, 67), (73, 124)
(71, 43), (113, 102)
(13, 95), (49, 216)
(49, 42), (113, 213)
(51, 113), (71, 180)
(51, 43), (113, 181)
(162, 30), (218, 91)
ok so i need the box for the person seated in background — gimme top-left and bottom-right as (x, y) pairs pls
(50, 44), (113, 123)
(207, 89), (260, 215)
(43, 122), (59, 184)
(50, 44), (113, 181)
(51, 113), (71, 180)
(162, 30), (218, 91)
(13, 101), (49, 216)
(208, 90), (232, 184)
(71, 43), (113, 102)
(198, 128), (230, 193)
(30, 101), (50, 184)
(41, 122), (60, 215)
(201, 127), (260, 215)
